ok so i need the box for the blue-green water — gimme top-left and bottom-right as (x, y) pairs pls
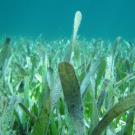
(0, 0), (135, 39)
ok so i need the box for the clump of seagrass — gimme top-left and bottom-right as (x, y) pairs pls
(65, 11), (82, 62)
(58, 10), (84, 135)
(58, 62), (84, 135)
(72, 11), (82, 42)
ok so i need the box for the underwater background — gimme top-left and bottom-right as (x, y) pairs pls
(0, 0), (135, 40)
(1, 1), (135, 135)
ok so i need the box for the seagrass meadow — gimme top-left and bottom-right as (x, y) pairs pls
(0, 11), (135, 135)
